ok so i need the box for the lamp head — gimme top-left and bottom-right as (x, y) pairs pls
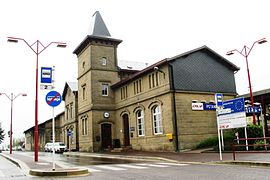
(7, 37), (18, 43)
(57, 43), (67, 48)
(226, 51), (234, 56)
(22, 93), (27, 97)
(258, 38), (267, 44)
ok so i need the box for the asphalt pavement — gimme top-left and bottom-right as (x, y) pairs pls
(1, 149), (270, 177)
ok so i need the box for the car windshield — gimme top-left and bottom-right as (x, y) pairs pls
(59, 143), (65, 146)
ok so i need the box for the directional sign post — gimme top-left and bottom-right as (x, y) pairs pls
(45, 91), (62, 170)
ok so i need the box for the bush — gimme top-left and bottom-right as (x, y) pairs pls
(195, 125), (264, 151)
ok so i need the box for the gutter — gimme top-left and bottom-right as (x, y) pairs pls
(168, 63), (179, 152)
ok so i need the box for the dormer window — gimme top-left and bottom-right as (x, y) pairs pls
(101, 57), (107, 66)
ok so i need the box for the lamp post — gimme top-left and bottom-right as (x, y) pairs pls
(226, 38), (267, 125)
(0, 93), (27, 154)
(7, 37), (66, 162)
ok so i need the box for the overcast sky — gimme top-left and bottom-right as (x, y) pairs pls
(0, 0), (270, 143)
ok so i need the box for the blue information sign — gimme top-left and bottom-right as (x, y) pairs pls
(45, 91), (62, 107)
(215, 93), (223, 107)
(223, 97), (245, 114)
(67, 131), (72, 137)
(41, 67), (52, 84)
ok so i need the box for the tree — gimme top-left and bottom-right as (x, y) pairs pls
(0, 127), (4, 144)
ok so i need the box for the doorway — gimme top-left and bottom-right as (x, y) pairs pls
(122, 114), (130, 146)
(101, 123), (112, 149)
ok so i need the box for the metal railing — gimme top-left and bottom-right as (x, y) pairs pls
(232, 137), (270, 160)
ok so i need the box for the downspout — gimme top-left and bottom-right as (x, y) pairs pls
(168, 63), (179, 152)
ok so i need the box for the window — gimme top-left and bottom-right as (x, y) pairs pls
(70, 103), (73, 118)
(82, 61), (85, 70)
(121, 86), (128, 100)
(137, 110), (145, 136)
(81, 115), (88, 135)
(101, 57), (107, 66)
(133, 79), (142, 94)
(102, 83), (109, 96)
(149, 73), (159, 88)
(66, 105), (69, 120)
(82, 85), (86, 100)
(152, 105), (162, 134)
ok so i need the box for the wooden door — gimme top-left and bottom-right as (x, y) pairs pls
(101, 124), (112, 149)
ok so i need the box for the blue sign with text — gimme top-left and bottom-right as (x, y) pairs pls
(223, 97), (245, 114)
(41, 67), (52, 84)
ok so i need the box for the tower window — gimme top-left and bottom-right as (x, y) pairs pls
(102, 83), (109, 96)
(101, 57), (107, 66)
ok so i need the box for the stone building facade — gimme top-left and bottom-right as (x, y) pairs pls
(71, 11), (239, 152)
(24, 11), (239, 152)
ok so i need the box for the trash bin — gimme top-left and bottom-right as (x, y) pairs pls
(113, 139), (120, 148)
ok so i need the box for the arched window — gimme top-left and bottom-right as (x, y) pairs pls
(152, 105), (162, 134)
(136, 110), (145, 136)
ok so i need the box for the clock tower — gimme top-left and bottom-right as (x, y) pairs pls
(73, 11), (122, 152)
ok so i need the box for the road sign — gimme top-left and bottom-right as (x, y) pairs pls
(41, 67), (53, 83)
(218, 97), (246, 129)
(67, 131), (72, 137)
(45, 91), (62, 107)
(215, 93), (223, 107)
(40, 84), (54, 90)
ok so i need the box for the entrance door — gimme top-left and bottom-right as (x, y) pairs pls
(123, 114), (130, 146)
(101, 123), (112, 149)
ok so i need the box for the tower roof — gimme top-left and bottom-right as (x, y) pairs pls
(88, 11), (111, 37)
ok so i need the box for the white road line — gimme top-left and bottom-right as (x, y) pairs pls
(157, 162), (188, 166)
(86, 167), (101, 172)
(95, 165), (126, 171)
(137, 163), (169, 168)
(0, 170), (4, 177)
(116, 164), (149, 169)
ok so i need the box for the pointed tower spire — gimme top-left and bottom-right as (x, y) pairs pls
(88, 11), (111, 37)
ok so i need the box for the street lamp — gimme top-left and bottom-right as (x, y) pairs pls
(7, 37), (66, 162)
(227, 38), (267, 125)
(0, 93), (27, 154)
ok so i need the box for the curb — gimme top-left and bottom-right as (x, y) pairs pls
(29, 168), (90, 177)
(215, 160), (270, 167)
(0, 153), (30, 175)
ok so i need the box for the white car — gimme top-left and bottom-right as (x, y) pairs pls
(44, 143), (53, 152)
(51, 142), (67, 153)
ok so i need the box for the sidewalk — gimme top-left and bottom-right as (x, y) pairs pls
(1, 149), (270, 177)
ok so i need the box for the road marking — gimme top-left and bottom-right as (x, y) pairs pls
(116, 164), (149, 169)
(157, 162), (189, 166)
(137, 163), (169, 168)
(95, 165), (126, 171)
(86, 167), (101, 172)
(0, 170), (4, 177)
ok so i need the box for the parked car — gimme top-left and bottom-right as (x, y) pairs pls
(44, 143), (53, 152)
(52, 142), (67, 153)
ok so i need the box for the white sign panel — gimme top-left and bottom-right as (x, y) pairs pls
(218, 112), (247, 129)
(192, 103), (204, 110)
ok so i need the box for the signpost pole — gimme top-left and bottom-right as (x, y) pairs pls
(221, 129), (224, 151)
(216, 108), (223, 161)
(244, 127), (248, 151)
(52, 106), (55, 171)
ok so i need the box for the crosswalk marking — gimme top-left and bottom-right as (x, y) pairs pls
(0, 170), (4, 177)
(137, 163), (169, 168)
(157, 162), (188, 166)
(95, 165), (126, 171)
(116, 164), (149, 169)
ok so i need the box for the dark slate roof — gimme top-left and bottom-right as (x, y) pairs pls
(73, 11), (122, 56)
(168, 45), (240, 71)
(88, 11), (111, 37)
(112, 46), (239, 89)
